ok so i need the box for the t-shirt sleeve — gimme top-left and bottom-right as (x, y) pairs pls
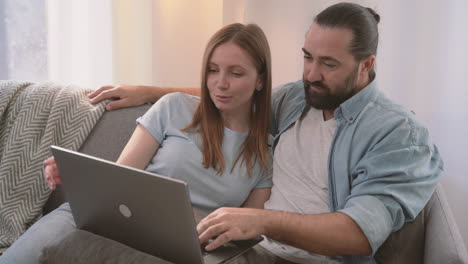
(253, 162), (273, 189)
(136, 93), (181, 144)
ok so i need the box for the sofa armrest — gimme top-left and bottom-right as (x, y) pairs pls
(424, 185), (468, 264)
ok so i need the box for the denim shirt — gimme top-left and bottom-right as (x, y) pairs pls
(269, 80), (443, 263)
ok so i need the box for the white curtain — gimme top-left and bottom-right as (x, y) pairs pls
(46, 0), (113, 88)
(0, 0), (47, 81)
(46, 0), (223, 88)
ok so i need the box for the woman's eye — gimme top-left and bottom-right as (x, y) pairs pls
(208, 68), (218, 73)
(231, 72), (244, 78)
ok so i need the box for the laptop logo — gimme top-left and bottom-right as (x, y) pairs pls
(119, 204), (132, 218)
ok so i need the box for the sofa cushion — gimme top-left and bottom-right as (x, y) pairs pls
(39, 229), (173, 264)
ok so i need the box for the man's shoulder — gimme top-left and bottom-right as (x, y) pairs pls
(361, 92), (432, 145)
(373, 92), (422, 125)
(269, 80), (306, 136)
(271, 80), (305, 111)
(272, 80), (303, 99)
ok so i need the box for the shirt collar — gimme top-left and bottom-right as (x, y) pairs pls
(334, 80), (378, 124)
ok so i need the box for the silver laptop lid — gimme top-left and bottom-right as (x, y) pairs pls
(51, 145), (204, 264)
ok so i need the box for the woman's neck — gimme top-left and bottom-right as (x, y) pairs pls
(220, 108), (251, 133)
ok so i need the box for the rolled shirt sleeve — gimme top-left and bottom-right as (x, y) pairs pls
(338, 142), (443, 254)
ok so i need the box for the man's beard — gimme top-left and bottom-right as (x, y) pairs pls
(303, 65), (359, 110)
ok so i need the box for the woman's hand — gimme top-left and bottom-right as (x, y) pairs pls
(43, 156), (62, 190)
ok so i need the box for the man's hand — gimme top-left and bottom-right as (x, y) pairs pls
(88, 85), (201, 111)
(88, 85), (160, 111)
(197, 207), (272, 251)
(198, 208), (372, 256)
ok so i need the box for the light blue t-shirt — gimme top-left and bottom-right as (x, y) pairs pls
(137, 92), (272, 216)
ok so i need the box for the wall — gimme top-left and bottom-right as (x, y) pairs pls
(112, 0), (154, 86)
(108, 0), (223, 87)
(151, 0), (223, 88)
(244, 0), (379, 88)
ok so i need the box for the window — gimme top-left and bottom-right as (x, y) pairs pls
(0, 0), (47, 81)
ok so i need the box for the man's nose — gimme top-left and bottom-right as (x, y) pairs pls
(305, 62), (322, 83)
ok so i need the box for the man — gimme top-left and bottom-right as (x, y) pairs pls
(90, 3), (442, 263)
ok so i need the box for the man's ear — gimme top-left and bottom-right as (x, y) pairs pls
(359, 55), (375, 77)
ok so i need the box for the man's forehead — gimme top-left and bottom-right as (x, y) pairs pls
(303, 23), (353, 59)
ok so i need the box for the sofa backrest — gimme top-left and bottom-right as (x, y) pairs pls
(375, 185), (468, 263)
(42, 104), (151, 214)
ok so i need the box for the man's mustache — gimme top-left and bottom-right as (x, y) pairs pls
(304, 80), (327, 89)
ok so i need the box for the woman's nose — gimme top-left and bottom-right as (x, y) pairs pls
(216, 73), (229, 89)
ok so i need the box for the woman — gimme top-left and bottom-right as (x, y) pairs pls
(1, 23), (272, 263)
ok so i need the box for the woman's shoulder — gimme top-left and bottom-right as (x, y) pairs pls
(158, 92), (188, 103)
(156, 92), (199, 112)
(141, 92), (199, 132)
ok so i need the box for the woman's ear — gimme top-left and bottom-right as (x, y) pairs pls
(256, 78), (263, 91)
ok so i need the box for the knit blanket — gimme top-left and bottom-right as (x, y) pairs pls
(0, 81), (106, 251)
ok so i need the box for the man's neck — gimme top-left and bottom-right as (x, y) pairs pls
(321, 78), (372, 121)
(323, 109), (335, 121)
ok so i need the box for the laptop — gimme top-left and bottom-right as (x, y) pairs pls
(51, 145), (262, 264)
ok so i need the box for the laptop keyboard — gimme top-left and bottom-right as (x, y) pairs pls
(200, 243), (209, 256)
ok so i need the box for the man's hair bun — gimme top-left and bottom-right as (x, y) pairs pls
(367, 8), (380, 23)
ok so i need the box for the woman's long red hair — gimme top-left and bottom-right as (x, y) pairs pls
(183, 23), (272, 176)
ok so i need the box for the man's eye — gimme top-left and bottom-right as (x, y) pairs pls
(232, 72), (242, 77)
(303, 55), (312, 60)
(324, 63), (336, 68)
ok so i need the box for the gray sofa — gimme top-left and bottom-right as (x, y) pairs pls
(40, 104), (468, 263)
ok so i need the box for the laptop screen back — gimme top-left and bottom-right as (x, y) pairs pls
(52, 145), (204, 264)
